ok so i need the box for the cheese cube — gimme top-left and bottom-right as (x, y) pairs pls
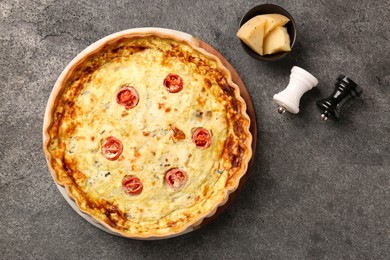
(263, 26), (291, 55)
(237, 15), (267, 55)
(264, 14), (290, 36)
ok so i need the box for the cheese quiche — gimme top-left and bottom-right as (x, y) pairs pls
(43, 31), (252, 238)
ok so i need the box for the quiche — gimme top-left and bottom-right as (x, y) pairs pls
(43, 30), (252, 238)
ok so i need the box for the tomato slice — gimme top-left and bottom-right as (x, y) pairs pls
(116, 86), (139, 109)
(192, 127), (211, 149)
(122, 175), (143, 195)
(163, 73), (183, 93)
(165, 168), (188, 189)
(101, 136), (123, 161)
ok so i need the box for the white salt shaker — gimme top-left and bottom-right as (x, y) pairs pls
(273, 66), (319, 114)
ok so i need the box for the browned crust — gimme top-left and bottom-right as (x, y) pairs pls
(42, 29), (252, 239)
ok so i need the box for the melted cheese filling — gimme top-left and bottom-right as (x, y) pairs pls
(53, 37), (237, 232)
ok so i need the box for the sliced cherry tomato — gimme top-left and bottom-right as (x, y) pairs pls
(122, 175), (143, 195)
(101, 136), (123, 161)
(163, 73), (183, 93)
(165, 168), (188, 189)
(116, 86), (139, 109)
(192, 127), (211, 149)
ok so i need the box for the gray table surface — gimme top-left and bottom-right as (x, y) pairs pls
(1, 0), (389, 259)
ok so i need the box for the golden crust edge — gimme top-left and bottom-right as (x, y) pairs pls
(42, 29), (253, 239)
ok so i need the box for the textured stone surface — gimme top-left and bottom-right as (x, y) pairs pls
(1, 0), (389, 259)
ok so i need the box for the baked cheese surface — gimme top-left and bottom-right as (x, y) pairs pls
(47, 35), (251, 237)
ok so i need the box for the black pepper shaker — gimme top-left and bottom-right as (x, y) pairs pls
(317, 75), (363, 120)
